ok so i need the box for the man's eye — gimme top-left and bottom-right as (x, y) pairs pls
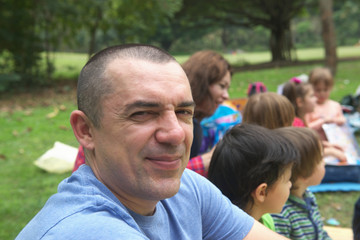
(131, 111), (148, 116)
(130, 111), (154, 121)
(176, 109), (193, 116)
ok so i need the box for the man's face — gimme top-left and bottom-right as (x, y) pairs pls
(89, 59), (194, 214)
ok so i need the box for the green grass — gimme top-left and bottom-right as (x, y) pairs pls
(52, 45), (360, 79)
(1, 47), (360, 239)
(229, 60), (360, 102)
(315, 191), (360, 228)
(51, 52), (88, 79)
(0, 100), (78, 239)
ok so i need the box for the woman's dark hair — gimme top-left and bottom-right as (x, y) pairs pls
(208, 123), (299, 211)
(182, 50), (232, 119)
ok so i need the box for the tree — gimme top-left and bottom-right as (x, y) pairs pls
(0, 0), (44, 89)
(62, 0), (182, 58)
(319, 0), (337, 75)
(189, 0), (308, 62)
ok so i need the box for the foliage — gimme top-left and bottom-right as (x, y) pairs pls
(0, 0), (182, 92)
(1, 0), (360, 92)
(190, 0), (308, 61)
(0, 0), (45, 89)
(333, 0), (360, 46)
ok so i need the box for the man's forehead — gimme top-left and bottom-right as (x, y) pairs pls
(107, 57), (181, 71)
(106, 58), (189, 86)
(104, 57), (192, 104)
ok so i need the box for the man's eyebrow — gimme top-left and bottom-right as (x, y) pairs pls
(123, 101), (160, 113)
(178, 101), (196, 108)
(123, 100), (195, 112)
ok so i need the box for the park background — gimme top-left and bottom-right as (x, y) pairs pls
(1, 0), (360, 239)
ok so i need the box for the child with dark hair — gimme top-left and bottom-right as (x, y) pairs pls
(208, 123), (300, 230)
(282, 79), (316, 127)
(271, 127), (331, 240)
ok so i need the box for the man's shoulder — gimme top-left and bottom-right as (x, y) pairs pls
(16, 166), (140, 239)
(180, 168), (213, 191)
(17, 211), (145, 239)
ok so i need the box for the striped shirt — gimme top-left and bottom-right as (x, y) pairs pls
(271, 190), (331, 240)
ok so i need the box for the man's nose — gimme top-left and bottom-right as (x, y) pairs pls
(155, 112), (186, 146)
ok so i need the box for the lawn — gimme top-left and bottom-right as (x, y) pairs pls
(1, 47), (360, 239)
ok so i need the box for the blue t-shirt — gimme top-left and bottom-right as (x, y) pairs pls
(16, 165), (254, 239)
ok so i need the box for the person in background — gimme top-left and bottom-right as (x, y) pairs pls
(73, 50), (233, 177)
(242, 92), (295, 129)
(304, 67), (346, 141)
(282, 79), (346, 163)
(208, 123), (299, 230)
(271, 127), (331, 240)
(282, 78), (316, 127)
(16, 44), (288, 239)
(182, 50), (233, 175)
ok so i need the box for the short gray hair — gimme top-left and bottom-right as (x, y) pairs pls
(77, 44), (176, 127)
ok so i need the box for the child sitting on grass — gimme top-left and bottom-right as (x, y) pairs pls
(304, 67), (346, 141)
(208, 123), (300, 230)
(282, 79), (346, 163)
(271, 127), (331, 240)
(282, 78), (317, 127)
(242, 92), (295, 129)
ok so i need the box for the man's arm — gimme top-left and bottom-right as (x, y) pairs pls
(244, 220), (289, 240)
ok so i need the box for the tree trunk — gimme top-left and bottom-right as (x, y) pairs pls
(269, 24), (293, 62)
(319, 0), (337, 75)
(221, 27), (231, 51)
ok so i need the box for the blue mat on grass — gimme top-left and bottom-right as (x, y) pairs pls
(309, 182), (360, 193)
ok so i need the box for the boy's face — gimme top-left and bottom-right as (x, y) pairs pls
(313, 82), (331, 104)
(262, 165), (292, 214)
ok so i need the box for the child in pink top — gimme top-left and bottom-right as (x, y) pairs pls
(282, 76), (346, 163)
(282, 78), (316, 128)
(304, 67), (346, 141)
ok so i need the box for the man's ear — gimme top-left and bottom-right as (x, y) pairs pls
(70, 110), (95, 150)
(251, 183), (268, 204)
